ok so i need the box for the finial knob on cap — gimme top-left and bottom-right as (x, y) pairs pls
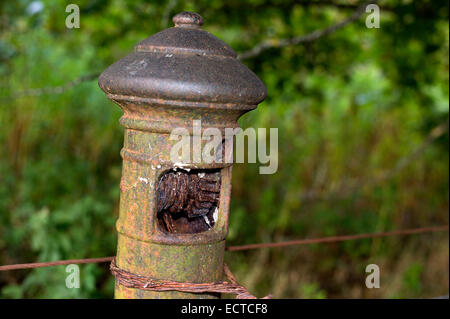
(173, 11), (204, 28)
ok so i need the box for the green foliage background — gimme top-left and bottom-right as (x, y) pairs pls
(0, 0), (448, 298)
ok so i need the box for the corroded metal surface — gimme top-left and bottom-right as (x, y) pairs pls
(115, 236), (225, 299)
(98, 11), (266, 299)
(98, 11), (266, 105)
(157, 170), (221, 234)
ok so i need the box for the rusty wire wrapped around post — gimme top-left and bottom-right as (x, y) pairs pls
(98, 11), (266, 299)
(110, 258), (272, 299)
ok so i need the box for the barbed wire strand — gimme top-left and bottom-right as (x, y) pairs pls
(0, 225), (447, 271)
(226, 225), (449, 252)
(0, 257), (113, 271)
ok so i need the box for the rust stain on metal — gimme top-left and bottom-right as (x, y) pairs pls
(98, 11), (267, 299)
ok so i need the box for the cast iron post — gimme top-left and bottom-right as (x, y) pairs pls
(98, 11), (266, 299)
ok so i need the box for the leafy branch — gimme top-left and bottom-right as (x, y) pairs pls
(237, 0), (377, 60)
(3, 1), (377, 100)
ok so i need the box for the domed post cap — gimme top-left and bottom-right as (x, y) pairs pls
(173, 11), (204, 28)
(98, 11), (267, 106)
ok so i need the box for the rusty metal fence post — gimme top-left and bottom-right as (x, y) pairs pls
(98, 11), (266, 299)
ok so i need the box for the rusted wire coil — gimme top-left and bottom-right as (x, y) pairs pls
(110, 258), (271, 299)
(157, 170), (221, 234)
